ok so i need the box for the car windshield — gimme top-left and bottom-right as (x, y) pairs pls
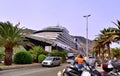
(45, 57), (53, 60)
(67, 56), (75, 60)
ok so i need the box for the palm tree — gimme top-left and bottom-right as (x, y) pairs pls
(112, 20), (120, 42)
(93, 39), (101, 58)
(94, 28), (113, 63)
(94, 20), (120, 62)
(0, 21), (24, 65)
(93, 36), (106, 63)
(100, 28), (115, 59)
(111, 48), (120, 59)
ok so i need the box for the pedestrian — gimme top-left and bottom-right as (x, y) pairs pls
(73, 54), (79, 65)
(77, 54), (85, 69)
(113, 57), (118, 62)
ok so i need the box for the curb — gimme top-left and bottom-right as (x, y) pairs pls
(0, 63), (41, 71)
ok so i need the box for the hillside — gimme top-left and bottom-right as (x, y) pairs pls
(21, 28), (36, 33)
(73, 36), (94, 51)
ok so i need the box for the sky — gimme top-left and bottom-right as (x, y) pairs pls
(0, 0), (120, 47)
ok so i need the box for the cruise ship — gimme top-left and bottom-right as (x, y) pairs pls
(25, 26), (84, 53)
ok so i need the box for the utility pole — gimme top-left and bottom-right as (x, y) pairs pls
(83, 14), (91, 58)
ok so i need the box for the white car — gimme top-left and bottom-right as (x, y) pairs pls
(42, 56), (61, 67)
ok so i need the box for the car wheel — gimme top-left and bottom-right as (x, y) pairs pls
(51, 63), (54, 67)
(42, 65), (45, 67)
(58, 63), (61, 66)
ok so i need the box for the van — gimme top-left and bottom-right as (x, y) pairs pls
(42, 56), (61, 67)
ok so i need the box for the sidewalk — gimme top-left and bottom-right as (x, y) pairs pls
(0, 63), (41, 70)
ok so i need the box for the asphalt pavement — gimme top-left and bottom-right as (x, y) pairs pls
(0, 63), (103, 71)
(0, 63), (107, 76)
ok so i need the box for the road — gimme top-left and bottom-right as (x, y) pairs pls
(0, 64), (66, 76)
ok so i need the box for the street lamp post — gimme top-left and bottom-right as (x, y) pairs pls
(83, 14), (91, 58)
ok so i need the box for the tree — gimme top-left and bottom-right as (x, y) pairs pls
(94, 38), (106, 63)
(93, 39), (101, 58)
(0, 21), (24, 65)
(94, 28), (113, 63)
(111, 48), (120, 59)
(94, 20), (120, 62)
(100, 28), (115, 59)
(112, 20), (120, 42)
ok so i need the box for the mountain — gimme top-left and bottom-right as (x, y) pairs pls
(21, 28), (36, 34)
(72, 36), (94, 51)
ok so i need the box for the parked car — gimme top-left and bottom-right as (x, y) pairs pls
(42, 56), (61, 67)
(66, 53), (75, 64)
(88, 56), (96, 67)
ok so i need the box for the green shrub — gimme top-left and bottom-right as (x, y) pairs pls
(50, 50), (60, 56)
(0, 51), (5, 62)
(29, 46), (48, 62)
(38, 54), (46, 63)
(14, 51), (33, 64)
(59, 51), (67, 63)
(50, 50), (67, 63)
(31, 54), (36, 61)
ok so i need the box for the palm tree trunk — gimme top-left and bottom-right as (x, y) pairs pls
(107, 44), (111, 59)
(101, 47), (105, 63)
(4, 47), (13, 65)
(98, 47), (100, 57)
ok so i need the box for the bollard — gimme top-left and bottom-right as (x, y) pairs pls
(57, 71), (62, 76)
